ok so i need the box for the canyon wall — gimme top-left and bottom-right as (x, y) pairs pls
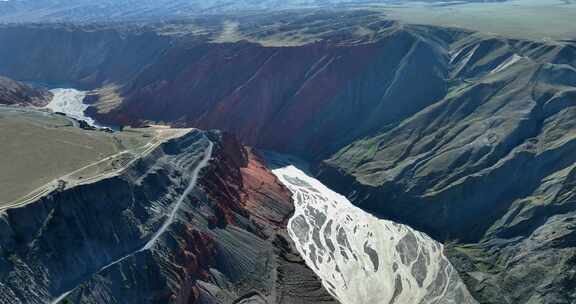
(0, 15), (575, 303)
(318, 36), (576, 303)
(0, 129), (335, 304)
(0, 75), (52, 106)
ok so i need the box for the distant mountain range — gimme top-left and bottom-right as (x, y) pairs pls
(0, 0), (501, 22)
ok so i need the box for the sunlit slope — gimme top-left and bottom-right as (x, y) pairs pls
(0, 107), (176, 207)
(0, 108), (117, 204)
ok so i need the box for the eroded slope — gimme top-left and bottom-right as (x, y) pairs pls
(0, 130), (336, 304)
(0, 12), (574, 304)
(320, 34), (576, 304)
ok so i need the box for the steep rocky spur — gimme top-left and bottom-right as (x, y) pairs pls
(0, 129), (335, 304)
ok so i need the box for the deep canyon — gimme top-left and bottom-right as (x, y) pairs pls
(0, 5), (575, 304)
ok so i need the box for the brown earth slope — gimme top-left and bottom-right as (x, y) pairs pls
(0, 76), (52, 106)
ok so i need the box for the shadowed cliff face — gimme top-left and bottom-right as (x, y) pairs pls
(0, 130), (335, 304)
(106, 30), (446, 159)
(318, 37), (576, 303)
(0, 25), (171, 89)
(92, 25), (448, 159)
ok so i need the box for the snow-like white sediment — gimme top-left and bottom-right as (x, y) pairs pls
(45, 88), (99, 127)
(269, 156), (477, 304)
(490, 54), (523, 74)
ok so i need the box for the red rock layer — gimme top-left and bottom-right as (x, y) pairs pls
(100, 42), (380, 152)
(171, 226), (218, 304)
(96, 29), (445, 158)
(201, 131), (293, 230)
(168, 132), (333, 304)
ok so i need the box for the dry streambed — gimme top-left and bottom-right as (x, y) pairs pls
(269, 155), (477, 304)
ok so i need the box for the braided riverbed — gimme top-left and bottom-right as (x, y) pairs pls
(268, 155), (477, 304)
